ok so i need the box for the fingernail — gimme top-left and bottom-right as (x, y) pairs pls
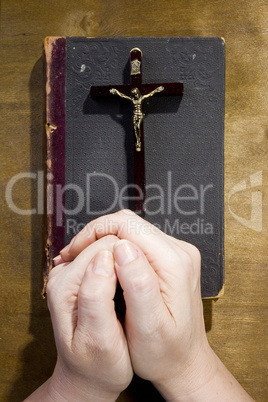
(60, 244), (70, 254)
(114, 240), (139, 266)
(53, 255), (64, 265)
(60, 236), (76, 255)
(68, 236), (77, 253)
(92, 250), (115, 277)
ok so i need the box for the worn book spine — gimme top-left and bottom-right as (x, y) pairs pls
(43, 37), (66, 296)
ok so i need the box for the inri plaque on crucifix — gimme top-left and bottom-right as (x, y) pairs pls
(90, 48), (183, 213)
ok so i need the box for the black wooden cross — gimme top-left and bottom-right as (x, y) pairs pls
(90, 48), (183, 214)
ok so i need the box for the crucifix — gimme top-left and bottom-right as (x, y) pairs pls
(90, 48), (183, 214)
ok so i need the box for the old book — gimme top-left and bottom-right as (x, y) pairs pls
(44, 36), (225, 298)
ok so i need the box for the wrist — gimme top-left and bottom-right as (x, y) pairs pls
(153, 342), (253, 402)
(48, 360), (119, 402)
(153, 341), (217, 401)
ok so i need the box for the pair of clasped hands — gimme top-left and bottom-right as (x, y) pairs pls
(27, 210), (252, 401)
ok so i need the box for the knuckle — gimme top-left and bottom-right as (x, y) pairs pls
(178, 248), (193, 267)
(171, 247), (198, 280)
(188, 243), (201, 264)
(176, 247), (201, 290)
(173, 239), (201, 266)
(181, 253), (197, 279)
(129, 272), (154, 295)
(46, 273), (58, 298)
(78, 286), (104, 306)
(168, 245), (192, 269)
(80, 222), (93, 238)
(118, 208), (136, 217)
(46, 263), (68, 298)
(103, 234), (118, 244)
(173, 243), (201, 272)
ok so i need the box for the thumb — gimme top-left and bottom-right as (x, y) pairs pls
(114, 240), (166, 331)
(76, 250), (117, 336)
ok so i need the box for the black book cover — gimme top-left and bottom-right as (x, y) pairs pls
(45, 37), (225, 298)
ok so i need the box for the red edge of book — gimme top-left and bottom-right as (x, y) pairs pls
(43, 37), (66, 297)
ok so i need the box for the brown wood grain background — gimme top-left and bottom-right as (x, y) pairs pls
(0, 1), (267, 401)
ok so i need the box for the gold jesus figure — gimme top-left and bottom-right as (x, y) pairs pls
(110, 86), (164, 151)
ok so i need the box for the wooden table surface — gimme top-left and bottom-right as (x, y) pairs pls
(0, 1), (267, 401)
